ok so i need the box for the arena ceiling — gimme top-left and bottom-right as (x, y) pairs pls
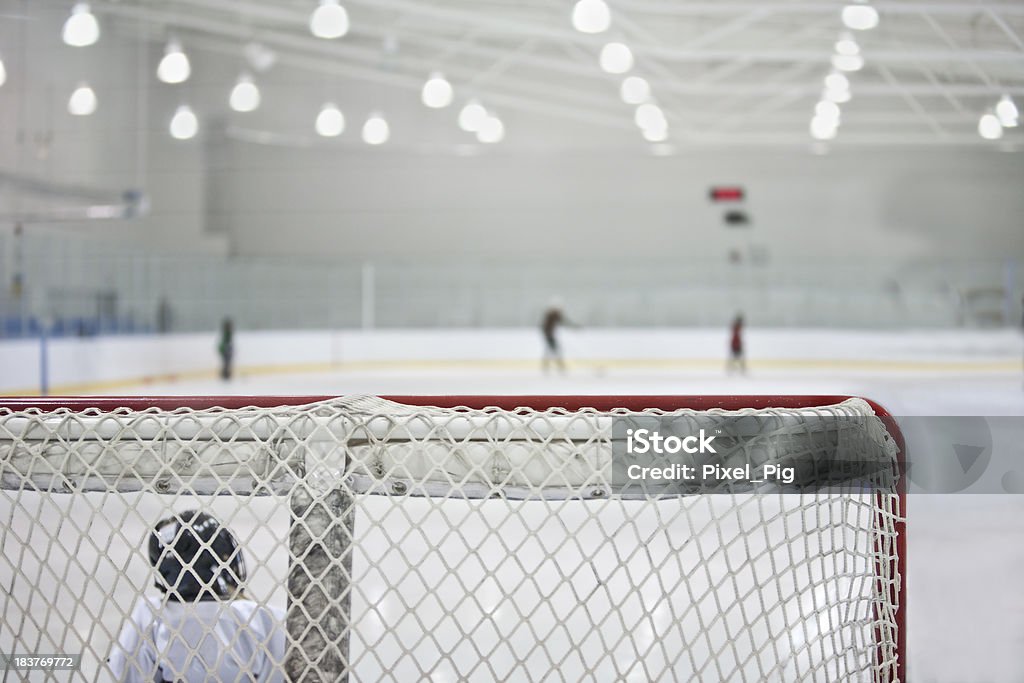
(8, 1), (1024, 151)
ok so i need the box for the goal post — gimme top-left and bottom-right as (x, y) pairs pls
(0, 394), (906, 682)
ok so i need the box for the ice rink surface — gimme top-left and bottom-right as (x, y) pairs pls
(98, 357), (1024, 682)
(132, 364), (1024, 416)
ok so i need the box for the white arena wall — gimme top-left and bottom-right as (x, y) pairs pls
(0, 328), (1019, 395)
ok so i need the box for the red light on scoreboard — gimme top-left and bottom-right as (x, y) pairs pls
(709, 186), (745, 202)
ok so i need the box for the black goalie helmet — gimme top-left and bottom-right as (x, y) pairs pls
(148, 510), (247, 601)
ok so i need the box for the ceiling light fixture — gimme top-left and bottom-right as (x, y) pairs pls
(68, 83), (97, 116)
(310, 0), (349, 39)
(572, 0), (611, 34)
(995, 95), (1019, 128)
(815, 100), (841, 123)
(634, 102), (666, 131)
(600, 43), (633, 74)
(421, 72), (453, 109)
(315, 103), (345, 137)
(477, 115), (505, 143)
(642, 126), (668, 142)
(458, 100), (487, 132)
(842, 3), (879, 31)
(170, 105), (198, 140)
(157, 40), (190, 84)
(62, 3), (99, 47)
(834, 34), (860, 56)
(978, 111), (1003, 140)
(810, 116), (839, 140)
(620, 76), (651, 105)
(831, 54), (864, 72)
(229, 73), (260, 112)
(362, 112), (389, 145)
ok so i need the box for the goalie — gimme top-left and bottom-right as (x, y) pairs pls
(107, 510), (285, 682)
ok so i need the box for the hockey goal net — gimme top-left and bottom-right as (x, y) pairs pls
(0, 394), (905, 682)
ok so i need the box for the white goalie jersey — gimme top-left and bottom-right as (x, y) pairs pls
(107, 595), (286, 682)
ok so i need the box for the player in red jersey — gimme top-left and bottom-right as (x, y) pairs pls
(727, 314), (746, 375)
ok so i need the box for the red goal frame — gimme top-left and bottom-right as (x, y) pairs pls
(0, 394), (906, 682)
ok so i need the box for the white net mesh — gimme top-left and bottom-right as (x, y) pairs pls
(0, 395), (904, 682)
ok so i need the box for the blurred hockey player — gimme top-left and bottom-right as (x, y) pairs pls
(108, 510), (285, 682)
(217, 318), (234, 380)
(727, 313), (746, 374)
(541, 299), (575, 374)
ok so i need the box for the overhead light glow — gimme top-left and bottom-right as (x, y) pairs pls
(572, 0), (610, 34)
(244, 42), (277, 73)
(824, 72), (850, 93)
(810, 116), (839, 140)
(620, 76), (651, 105)
(842, 4), (879, 31)
(815, 100), (841, 123)
(634, 102), (666, 131)
(229, 74), (260, 112)
(978, 112), (1003, 140)
(68, 83), (97, 116)
(421, 72), (453, 109)
(362, 113), (389, 145)
(834, 35), (860, 56)
(157, 40), (190, 84)
(995, 95), (1019, 128)
(170, 105), (198, 140)
(477, 115), (505, 143)
(641, 125), (668, 142)
(600, 43), (633, 74)
(831, 54), (864, 72)
(823, 87), (852, 104)
(824, 72), (853, 102)
(62, 3), (99, 47)
(310, 0), (350, 39)
(458, 100), (487, 132)
(0, 57), (6, 87)
(315, 103), (345, 137)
